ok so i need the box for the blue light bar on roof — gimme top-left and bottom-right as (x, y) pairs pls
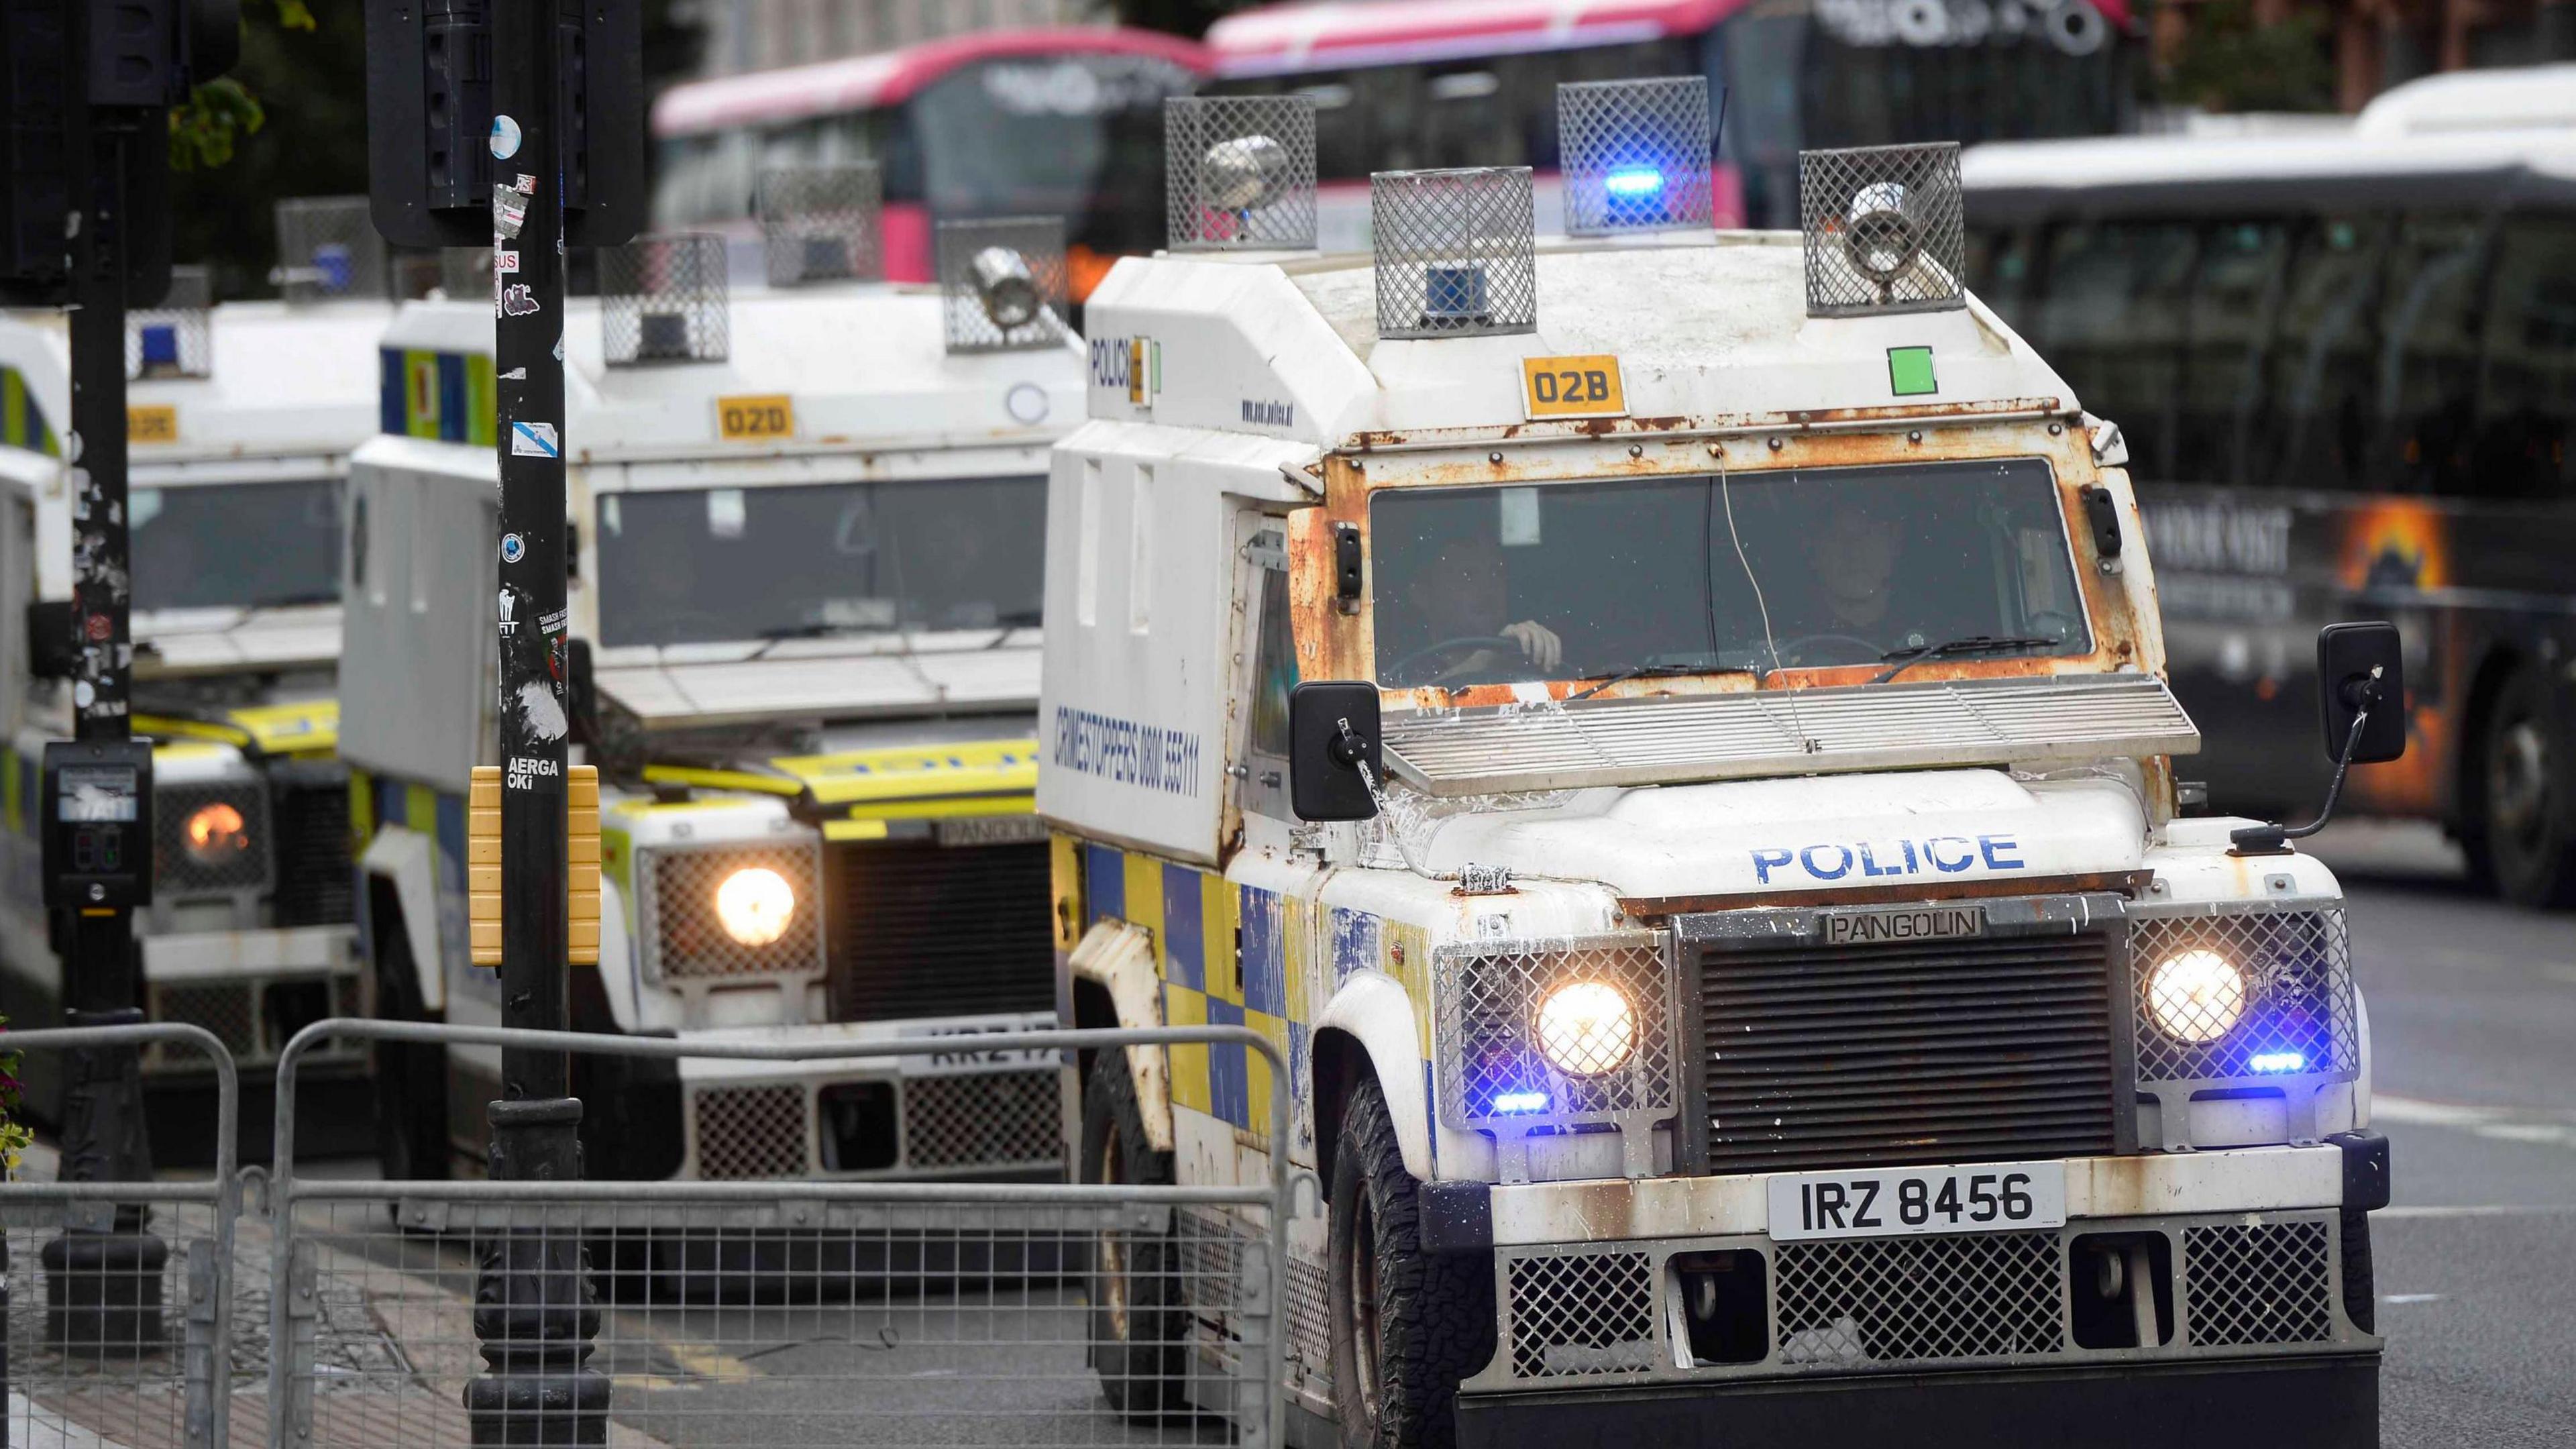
(1603, 167), (1663, 198)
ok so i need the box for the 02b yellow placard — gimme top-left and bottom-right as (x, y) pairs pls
(716, 394), (794, 441)
(1519, 355), (1625, 420)
(128, 405), (179, 444)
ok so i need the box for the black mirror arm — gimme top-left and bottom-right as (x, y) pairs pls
(1332, 716), (1381, 798)
(2231, 672), (2383, 856)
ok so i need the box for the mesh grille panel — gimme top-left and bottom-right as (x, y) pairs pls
(127, 266), (213, 380)
(693, 1083), (810, 1179)
(1775, 1231), (2061, 1364)
(1165, 95), (1317, 251)
(1437, 936), (1672, 1130)
(902, 1071), (1061, 1169)
(153, 782), (272, 896)
(272, 778), (356, 926)
(1558, 76), (1713, 235)
(2184, 1220), (2335, 1346)
(2131, 907), (2355, 1081)
(1694, 928), (2117, 1173)
(645, 843), (827, 981)
(1287, 1247), (1332, 1393)
(1506, 1250), (1656, 1377)
(1797, 143), (1965, 317)
(601, 233), (729, 365)
(1371, 168), (1537, 339)
(829, 841), (1053, 1022)
(760, 164), (883, 286)
(938, 217), (1068, 353)
(275, 197), (389, 302)
(148, 983), (257, 1063)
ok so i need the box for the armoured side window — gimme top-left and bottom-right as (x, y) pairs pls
(1238, 522), (1297, 820)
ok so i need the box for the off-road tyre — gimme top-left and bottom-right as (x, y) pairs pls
(1328, 1078), (1495, 1449)
(2469, 664), (2576, 908)
(1080, 1049), (1186, 1417)
(370, 921), (449, 1183)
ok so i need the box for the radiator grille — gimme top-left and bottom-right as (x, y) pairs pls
(900, 1070), (1061, 1169)
(828, 841), (1053, 1022)
(1774, 1231), (2062, 1364)
(2184, 1220), (2335, 1346)
(271, 780), (356, 926)
(1506, 1250), (1658, 1377)
(1693, 928), (2118, 1173)
(692, 1083), (810, 1179)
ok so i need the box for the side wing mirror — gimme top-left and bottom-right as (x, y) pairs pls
(2318, 621), (2405, 765)
(1288, 680), (1382, 822)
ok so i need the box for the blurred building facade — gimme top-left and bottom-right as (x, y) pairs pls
(692, 0), (1099, 76)
(2153, 0), (2576, 111)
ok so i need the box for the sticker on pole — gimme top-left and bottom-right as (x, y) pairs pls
(509, 421), (560, 458)
(490, 114), (523, 160)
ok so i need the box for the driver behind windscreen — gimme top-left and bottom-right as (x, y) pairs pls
(1807, 497), (1901, 638)
(1386, 521), (1564, 687)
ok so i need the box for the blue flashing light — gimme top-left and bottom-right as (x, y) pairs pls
(139, 325), (180, 370)
(2249, 1051), (2306, 1074)
(1603, 168), (1664, 198)
(1493, 1090), (1550, 1114)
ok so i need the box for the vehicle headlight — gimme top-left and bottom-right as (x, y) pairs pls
(2145, 948), (2246, 1043)
(1533, 981), (1638, 1077)
(183, 801), (253, 865)
(714, 866), (796, 947)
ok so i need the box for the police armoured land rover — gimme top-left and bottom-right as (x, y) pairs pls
(1047, 89), (2390, 1446)
(340, 173), (1083, 1183)
(0, 201), (399, 1153)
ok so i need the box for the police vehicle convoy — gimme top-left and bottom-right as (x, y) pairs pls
(339, 181), (1080, 1183)
(1045, 88), (2392, 1447)
(0, 201), (396, 1155)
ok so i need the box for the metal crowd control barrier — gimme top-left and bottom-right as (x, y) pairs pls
(267, 1020), (1295, 1449)
(1, 1022), (239, 1449)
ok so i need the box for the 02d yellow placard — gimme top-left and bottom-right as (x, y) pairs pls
(128, 405), (179, 444)
(1519, 355), (1625, 420)
(716, 394), (794, 441)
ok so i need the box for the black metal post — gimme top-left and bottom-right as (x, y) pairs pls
(462, 0), (604, 1438)
(43, 103), (167, 1357)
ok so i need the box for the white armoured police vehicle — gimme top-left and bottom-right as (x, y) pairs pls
(0, 201), (398, 1157)
(1047, 91), (2392, 1446)
(341, 178), (1083, 1183)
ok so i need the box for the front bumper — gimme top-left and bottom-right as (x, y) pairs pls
(667, 1015), (1064, 1181)
(1459, 1354), (2379, 1449)
(138, 924), (362, 1074)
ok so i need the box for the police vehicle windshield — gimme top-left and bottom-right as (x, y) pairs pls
(593, 476), (1047, 649)
(131, 480), (341, 613)
(1369, 459), (2091, 689)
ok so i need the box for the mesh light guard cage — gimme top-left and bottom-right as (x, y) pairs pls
(1165, 94), (1318, 252)
(126, 266), (213, 380)
(1371, 167), (1538, 340)
(760, 163), (884, 286)
(275, 196), (391, 303)
(1798, 142), (1966, 317)
(601, 233), (730, 366)
(1558, 76), (1714, 235)
(938, 217), (1069, 354)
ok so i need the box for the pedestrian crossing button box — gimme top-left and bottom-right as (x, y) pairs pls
(41, 740), (155, 909)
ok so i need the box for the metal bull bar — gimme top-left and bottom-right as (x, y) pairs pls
(268, 1020), (1297, 1449)
(0, 1022), (241, 1449)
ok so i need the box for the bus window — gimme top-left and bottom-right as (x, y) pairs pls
(2176, 221), (2290, 487)
(2476, 216), (2576, 498)
(2035, 221), (2197, 480)
(2376, 213), (2490, 496)
(1966, 225), (2041, 323)
(2261, 216), (2387, 493)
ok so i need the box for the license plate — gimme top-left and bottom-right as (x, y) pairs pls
(1766, 1162), (2066, 1242)
(898, 1016), (1056, 1077)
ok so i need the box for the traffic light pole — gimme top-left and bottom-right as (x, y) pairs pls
(44, 101), (168, 1354)
(462, 0), (606, 1439)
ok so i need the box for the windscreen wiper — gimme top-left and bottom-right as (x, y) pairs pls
(1871, 635), (2059, 686)
(1567, 661), (1752, 703)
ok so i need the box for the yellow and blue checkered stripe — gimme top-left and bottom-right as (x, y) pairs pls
(380, 346), (496, 445)
(3, 366), (58, 456)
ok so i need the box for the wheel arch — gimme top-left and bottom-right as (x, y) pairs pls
(359, 825), (444, 1014)
(1312, 971), (1433, 1181)
(1067, 918), (1171, 1153)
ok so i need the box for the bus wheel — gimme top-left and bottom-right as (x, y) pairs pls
(1080, 1050), (1184, 1418)
(2476, 667), (2576, 908)
(370, 924), (449, 1183)
(1328, 1078), (1494, 1449)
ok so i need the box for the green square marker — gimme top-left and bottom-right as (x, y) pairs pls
(1888, 345), (1938, 397)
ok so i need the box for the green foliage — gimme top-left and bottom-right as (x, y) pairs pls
(2156, 1), (2338, 113)
(169, 78), (266, 171)
(0, 1032), (29, 1175)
